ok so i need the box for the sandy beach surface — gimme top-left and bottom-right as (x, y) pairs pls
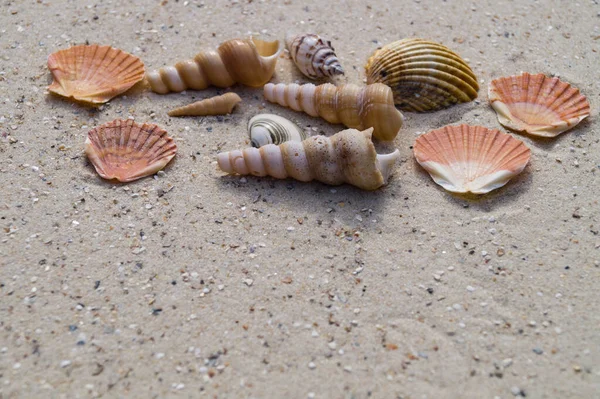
(1, 0), (599, 397)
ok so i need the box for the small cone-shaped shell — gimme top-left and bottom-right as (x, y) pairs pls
(217, 128), (400, 190)
(365, 38), (478, 112)
(413, 124), (530, 194)
(488, 73), (590, 137)
(285, 33), (344, 79)
(168, 92), (242, 117)
(47, 44), (145, 104)
(85, 119), (177, 182)
(263, 83), (403, 141)
(146, 37), (280, 94)
(248, 114), (308, 147)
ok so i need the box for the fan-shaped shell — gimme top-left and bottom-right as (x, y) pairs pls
(48, 44), (145, 104)
(285, 33), (344, 79)
(488, 73), (590, 137)
(168, 92), (242, 117)
(413, 125), (530, 194)
(248, 114), (308, 147)
(85, 119), (177, 182)
(365, 38), (479, 112)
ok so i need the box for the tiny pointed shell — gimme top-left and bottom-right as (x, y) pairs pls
(365, 38), (478, 112)
(48, 44), (145, 104)
(85, 119), (177, 182)
(168, 92), (242, 117)
(146, 37), (280, 94)
(488, 73), (590, 137)
(248, 114), (308, 147)
(217, 128), (400, 190)
(285, 33), (344, 79)
(413, 124), (530, 194)
(263, 83), (403, 141)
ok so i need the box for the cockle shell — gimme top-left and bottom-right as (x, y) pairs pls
(413, 124), (530, 194)
(47, 44), (145, 104)
(248, 114), (308, 147)
(365, 38), (479, 112)
(285, 33), (344, 79)
(146, 37), (280, 94)
(263, 83), (403, 141)
(168, 92), (242, 117)
(85, 119), (177, 182)
(217, 127), (400, 190)
(488, 73), (590, 137)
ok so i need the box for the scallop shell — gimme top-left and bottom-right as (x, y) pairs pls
(146, 37), (280, 94)
(85, 119), (177, 182)
(263, 83), (403, 141)
(47, 44), (145, 104)
(168, 92), (242, 117)
(413, 124), (531, 194)
(217, 127), (400, 190)
(488, 73), (590, 137)
(365, 38), (479, 112)
(285, 33), (344, 79)
(248, 114), (308, 147)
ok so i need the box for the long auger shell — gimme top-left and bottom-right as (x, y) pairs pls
(365, 38), (479, 112)
(168, 92), (242, 117)
(85, 119), (177, 182)
(285, 33), (344, 79)
(217, 128), (400, 190)
(47, 44), (145, 104)
(413, 124), (531, 194)
(488, 73), (590, 137)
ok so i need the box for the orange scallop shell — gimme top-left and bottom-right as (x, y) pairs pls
(48, 44), (145, 104)
(488, 73), (590, 137)
(413, 124), (531, 194)
(85, 120), (177, 182)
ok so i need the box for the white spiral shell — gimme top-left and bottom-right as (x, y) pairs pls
(286, 33), (344, 79)
(248, 114), (308, 147)
(217, 127), (400, 190)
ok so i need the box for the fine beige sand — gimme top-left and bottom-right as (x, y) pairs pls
(1, 0), (599, 398)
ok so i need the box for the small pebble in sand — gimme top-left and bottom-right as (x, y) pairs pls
(532, 348), (543, 355)
(308, 362), (316, 369)
(243, 279), (254, 286)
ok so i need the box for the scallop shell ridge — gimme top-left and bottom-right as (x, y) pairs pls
(413, 124), (530, 194)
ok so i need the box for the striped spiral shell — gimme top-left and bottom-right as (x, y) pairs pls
(286, 33), (344, 79)
(146, 38), (280, 94)
(217, 128), (400, 191)
(263, 82), (403, 141)
(248, 114), (308, 148)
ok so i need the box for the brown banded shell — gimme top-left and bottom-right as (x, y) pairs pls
(365, 38), (479, 112)
(47, 44), (145, 104)
(85, 119), (177, 182)
(488, 73), (590, 137)
(168, 92), (242, 117)
(286, 33), (344, 79)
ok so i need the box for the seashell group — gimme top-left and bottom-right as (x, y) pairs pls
(146, 37), (280, 94)
(488, 73), (590, 138)
(217, 127), (400, 190)
(85, 119), (177, 182)
(413, 124), (531, 194)
(263, 82), (403, 141)
(365, 38), (479, 112)
(168, 92), (242, 117)
(47, 44), (145, 104)
(248, 114), (308, 148)
(286, 33), (344, 79)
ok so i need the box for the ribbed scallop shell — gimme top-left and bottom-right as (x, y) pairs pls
(168, 92), (242, 117)
(488, 73), (590, 137)
(286, 33), (344, 79)
(217, 128), (400, 190)
(48, 44), (145, 104)
(248, 114), (308, 147)
(263, 82), (403, 141)
(365, 38), (479, 112)
(85, 119), (177, 182)
(413, 125), (531, 194)
(146, 37), (280, 94)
